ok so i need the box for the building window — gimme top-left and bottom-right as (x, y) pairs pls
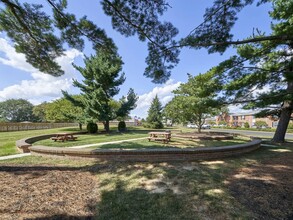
(241, 115), (245, 120)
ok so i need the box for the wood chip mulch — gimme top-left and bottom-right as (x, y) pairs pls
(228, 153), (293, 220)
(0, 165), (99, 220)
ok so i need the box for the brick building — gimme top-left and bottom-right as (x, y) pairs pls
(215, 112), (279, 128)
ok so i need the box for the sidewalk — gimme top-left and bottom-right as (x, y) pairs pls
(0, 153), (31, 161)
(69, 137), (147, 149)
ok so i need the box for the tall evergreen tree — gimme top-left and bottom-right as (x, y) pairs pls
(63, 50), (137, 132)
(146, 95), (164, 129)
(201, 1), (293, 142)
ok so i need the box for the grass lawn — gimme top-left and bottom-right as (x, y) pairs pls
(88, 136), (249, 150)
(0, 125), (178, 156)
(33, 130), (150, 147)
(0, 141), (292, 219)
(0, 126), (84, 156)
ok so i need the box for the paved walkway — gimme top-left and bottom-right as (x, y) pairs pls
(0, 153), (31, 161)
(69, 137), (147, 149)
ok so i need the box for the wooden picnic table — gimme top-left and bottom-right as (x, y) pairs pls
(148, 131), (171, 143)
(51, 133), (78, 142)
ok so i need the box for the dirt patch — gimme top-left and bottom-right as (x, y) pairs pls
(228, 153), (293, 220)
(0, 165), (98, 219)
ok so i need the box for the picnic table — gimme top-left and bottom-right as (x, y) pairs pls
(51, 133), (78, 142)
(148, 131), (171, 144)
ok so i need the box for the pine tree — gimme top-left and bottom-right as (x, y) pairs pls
(63, 50), (137, 132)
(146, 95), (163, 129)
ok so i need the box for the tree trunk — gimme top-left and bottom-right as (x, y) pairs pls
(78, 123), (82, 130)
(104, 120), (110, 132)
(272, 106), (292, 143)
(272, 80), (293, 143)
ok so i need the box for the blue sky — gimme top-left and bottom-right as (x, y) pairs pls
(0, 0), (272, 118)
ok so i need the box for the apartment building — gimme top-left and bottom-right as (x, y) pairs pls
(215, 112), (279, 128)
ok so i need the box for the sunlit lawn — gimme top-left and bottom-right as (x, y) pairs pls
(0, 125), (178, 156)
(1, 125), (251, 156)
(89, 136), (250, 150)
(0, 126), (84, 156)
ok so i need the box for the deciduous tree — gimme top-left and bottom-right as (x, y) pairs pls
(164, 73), (220, 132)
(0, 99), (37, 122)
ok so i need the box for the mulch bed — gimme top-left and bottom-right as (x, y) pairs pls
(0, 166), (98, 219)
(0, 151), (292, 219)
(228, 153), (293, 220)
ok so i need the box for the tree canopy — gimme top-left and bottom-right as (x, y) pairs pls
(146, 95), (164, 129)
(164, 73), (220, 132)
(63, 50), (137, 132)
(1, 0), (291, 82)
(1, 0), (293, 141)
(0, 99), (38, 122)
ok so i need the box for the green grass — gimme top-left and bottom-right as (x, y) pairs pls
(0, 125), (178, 156)
(0, 126), (84, 156)
(0, 125), (251, 156)
(1, 142), (291, 219)
(34, 130), (150, 147)
(90, 136), (249, 150)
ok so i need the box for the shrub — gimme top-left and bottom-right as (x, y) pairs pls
(87, 122), (98, 133)
(143, 121), (164, 129)
(118, 121), (126, 132)
(255, 120), (268, 128)
(244, 122), (250, 128)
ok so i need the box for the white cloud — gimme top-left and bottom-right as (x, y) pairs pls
(0, 38), (83, 104)
(0, 38), (36, 73)
(131, 79), (182, 118)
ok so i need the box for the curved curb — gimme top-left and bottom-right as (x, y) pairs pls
(29, 138), (262, 162)
(17, 132), (262, 162)
(16, 132), (87, 153)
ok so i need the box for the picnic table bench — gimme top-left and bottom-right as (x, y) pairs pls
(148, 131), (171, 144)
(51, 133), (78, 142)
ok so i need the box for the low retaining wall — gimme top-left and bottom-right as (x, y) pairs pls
(29, 138), (262, 162)
(17, 132), (262, 161)
(16, 132), (87, 153)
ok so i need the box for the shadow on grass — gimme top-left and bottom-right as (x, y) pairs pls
(0, 143), (292, 219)
(95, 180), (193, 220)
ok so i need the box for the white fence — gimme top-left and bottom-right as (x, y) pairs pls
(0, 122), (78, 132)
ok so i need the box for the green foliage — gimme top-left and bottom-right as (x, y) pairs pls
(146, 95), (164, 129)
(0, 99), (38, 122)
(254, 121), (268, 128)
(288, 122), (293, 129)
(244, 122), (250, 128)
(63, 50), (137, 132)
(33, 102), (49, 122)
(116, 88), (138, 120)
(44, 97), (85, 123)
(165, 73), (221, 132)
(0, 0), (117, 77)
(118, 121), (126, 132)
(87, 122), (98, 134)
